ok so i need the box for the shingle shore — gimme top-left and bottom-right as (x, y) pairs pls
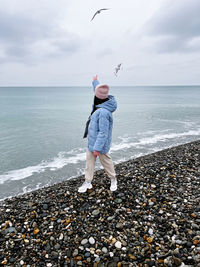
(0, 141), (200, 267)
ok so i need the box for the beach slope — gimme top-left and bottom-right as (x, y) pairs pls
(0, 141), (200, 266)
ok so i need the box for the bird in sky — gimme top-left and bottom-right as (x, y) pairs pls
(114, 63), (122, 76)
(91, 8), (110, 21)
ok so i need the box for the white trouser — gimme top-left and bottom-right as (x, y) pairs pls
(85, 149), (116, 182)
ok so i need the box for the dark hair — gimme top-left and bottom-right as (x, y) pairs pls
(91, 96), (109, 115)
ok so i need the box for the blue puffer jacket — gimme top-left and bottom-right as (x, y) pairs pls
(88, 81), (117, 154)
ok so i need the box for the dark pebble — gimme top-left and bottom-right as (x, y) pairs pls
(9, 258), (16, 263)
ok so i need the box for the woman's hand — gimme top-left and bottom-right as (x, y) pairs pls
(93, 150), (99, 157)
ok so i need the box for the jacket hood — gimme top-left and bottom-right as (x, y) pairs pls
(97, 95), (117, 113)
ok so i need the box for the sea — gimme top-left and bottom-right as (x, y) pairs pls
(0, 86), (200, 201)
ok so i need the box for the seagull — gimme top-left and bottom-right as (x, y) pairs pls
(91, 8), (109, 21)
(114, 63), (122, 76)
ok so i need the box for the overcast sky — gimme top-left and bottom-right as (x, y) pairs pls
(0, 0), (200, 86)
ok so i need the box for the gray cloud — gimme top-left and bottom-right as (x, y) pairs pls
(0, 10), (82, 64)
(145, 0), (200, 53)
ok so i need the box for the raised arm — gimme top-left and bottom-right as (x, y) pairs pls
(92, 75), (99, 92)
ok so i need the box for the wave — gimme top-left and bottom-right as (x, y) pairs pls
(110, 128), (200, 152)
(0, 150), (86, 184)
(0, 128), (200, 185)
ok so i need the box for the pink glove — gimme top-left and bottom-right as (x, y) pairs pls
(93, 150), (99, 157)
(93, 75), (98, 81)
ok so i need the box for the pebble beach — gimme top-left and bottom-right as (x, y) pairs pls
(0, 141), (200, 267)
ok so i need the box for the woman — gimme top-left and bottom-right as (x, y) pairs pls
(78, 75), (117, 193)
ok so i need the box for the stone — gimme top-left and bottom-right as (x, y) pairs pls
(9, 258), (16, 263)
(102, 247), (108, 253)
(59, 233), (64, 240)
(115, 241), (122, 249)
(116, 223), (123, 229)
(81, 238), (88, 245)
(72, 249), (78, 257)
(54, 243), (60, 250)
(85, 252), (91, 258)
(5, 227), (17, 234)
(92, 209), (100, 216)
(114, 198), (122, 204)
(173, 257), (182, 266)
(89, 237), (95, 245)
(148, 228), (153, 235)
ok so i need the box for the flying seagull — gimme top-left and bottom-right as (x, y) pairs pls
(91, 8), (109, 21)
(114, 63), (122, 76)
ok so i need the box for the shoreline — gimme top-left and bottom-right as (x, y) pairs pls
(0, 140), (200, 266)
(0, 140), (199, 204)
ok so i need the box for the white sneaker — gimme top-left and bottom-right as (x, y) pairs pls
(110, 178), (117, 191)
(78, 181), (92, 193)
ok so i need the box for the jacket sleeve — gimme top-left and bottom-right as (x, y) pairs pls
(93, 112), (109, 152)
(92, 80), (100, 92)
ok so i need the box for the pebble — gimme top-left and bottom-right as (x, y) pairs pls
(59, 233), (64, 240)
(54, 243), (60, 250)
(89, 237), (95, 245)
(148, 228), (153, 235)
(107, 216), (115, 221)
(115, 241), (122, 249)
(116, 223), (123, 229)
(81, 239), (88, 245)
(92, 209), (100, 216)
(102, 247), (108, 253)
(73, 249), (78, 257)
(109, 252), (114, 257)
(114, 198), (122, 204)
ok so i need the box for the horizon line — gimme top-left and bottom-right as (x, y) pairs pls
(0, 84), (200, 87)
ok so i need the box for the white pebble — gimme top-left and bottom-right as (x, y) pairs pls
(115, 241), (122, 249)
(47, 264), (52, 267)
(171, 235), (176, 243)
(59, 233), (64, 240)
(148, 228), (154, 235)
(81, 238), (88, 245)
(89, 237), (95, 245)
(102, 247), (108, 253)
(109, 252), (114, 257)
(20, 260), (24, 265)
